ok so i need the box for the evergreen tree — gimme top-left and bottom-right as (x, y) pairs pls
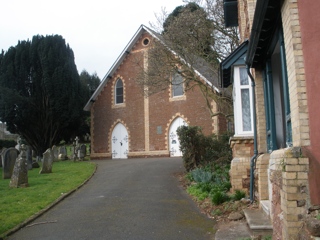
(0, 35), (84, 156)
(79, 69), (100, 103)
(78, 69), (101, 141)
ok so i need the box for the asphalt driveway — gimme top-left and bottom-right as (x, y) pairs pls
(8, 157), (214, 240)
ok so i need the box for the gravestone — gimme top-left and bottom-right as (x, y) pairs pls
(32, 150), (37, 158)
(0, 147), (7, 168)
(26, 145), (33, 170)
(15, 136), (22, 151)
(78, 144), (86, 160)
(2, 148), (19, 179)
(58, 146), (67, 160)
(73, 136), (80, 161)
(40, 149), (53, 174)
(9, 145), (29, 188)
(32, 161), (40, 168)
(52, 145), (59, 161)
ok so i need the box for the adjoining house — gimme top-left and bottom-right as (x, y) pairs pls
(84, 25), (227, 159)
(221, 0), (320, 239)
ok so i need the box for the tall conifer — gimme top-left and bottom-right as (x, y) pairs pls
(0, 35), (84, 156)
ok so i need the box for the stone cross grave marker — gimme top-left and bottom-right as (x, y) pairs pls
(40, 148), (54, 174)
(2, 148), (19, 179)
(73, 136), (80, 161)
(9, 145), (29, 188)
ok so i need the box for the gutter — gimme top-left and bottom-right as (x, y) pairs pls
(247, 66), (258, 202)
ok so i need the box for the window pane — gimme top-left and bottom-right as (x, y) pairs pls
(241, 89), (252, 131)
(117, 88), (123, 95)
(115, 79), (123, 104)
(116, 79), (123, 88)
(172, 73), (183, 97)
(173, 84), (183, 96)
(240, 67), (249, 85)
(116, 95), (123, 104)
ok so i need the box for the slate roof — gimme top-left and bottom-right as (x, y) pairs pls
(84, 24), (220, 111)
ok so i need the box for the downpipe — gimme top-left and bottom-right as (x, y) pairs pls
(247, 66), (258, 203)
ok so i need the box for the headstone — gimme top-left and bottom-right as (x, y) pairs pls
(2, 148), (19, 179)
(40, 149), (53, 174)
(0, 147), (7, 168)
(32, 150), (37, 158)
(71, 146), (75, 159)
(26, 145), (33, 170)
(73, 136), (80, 161)
(15, 136), (22, 151)
(58, 146), (67, 160)
(84, 133), (90, 142)
(32, 161), (40, 168)
(52, 145), (59, 161)
(78, 144), (86, 160)
(9, 145), (29, 188)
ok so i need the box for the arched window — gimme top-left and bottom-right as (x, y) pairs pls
(172, 72), (184, 97)
(115, 78), (123, 104)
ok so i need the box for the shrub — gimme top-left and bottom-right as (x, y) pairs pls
(177, 125), (232, 172)
(211, 208), (222, 216)
(185, 172), (194, 182)
(187, 184), (210, 201)
(211, 190), (230, 205)
(231, 189), (246, 201)
(191, 168), (212, 183)
(0, 139), (16, 149)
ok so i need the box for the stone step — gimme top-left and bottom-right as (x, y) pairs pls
(243, 208), (273, 238)
(260, 200), (271, 216)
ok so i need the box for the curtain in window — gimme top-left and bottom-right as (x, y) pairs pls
(241, 89), (252, 131)
(240, 68), (249, 85)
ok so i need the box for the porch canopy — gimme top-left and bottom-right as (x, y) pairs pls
(245, 0), (281, 68)
(219, 41), (248, 88)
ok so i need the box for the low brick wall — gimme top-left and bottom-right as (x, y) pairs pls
(269, 148), (310, 240)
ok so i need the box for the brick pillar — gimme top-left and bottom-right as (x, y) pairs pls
(269, 148), (310, 240)
(229, 136), (254, 194)
(256, 153), (270, 201)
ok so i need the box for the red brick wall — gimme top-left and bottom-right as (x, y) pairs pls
(298, 0), (320, 205)
(148, 83), (215, 151)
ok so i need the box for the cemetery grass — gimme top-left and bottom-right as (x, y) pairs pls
(0, 160), (96, 236)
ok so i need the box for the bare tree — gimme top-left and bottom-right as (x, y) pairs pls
(136, 1), (238, 120)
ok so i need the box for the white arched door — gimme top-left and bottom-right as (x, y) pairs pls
(111, 123), (128, 159)
(169, 117), (187, 157)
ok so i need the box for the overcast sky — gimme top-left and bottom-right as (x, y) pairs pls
(0, 0), (185, 80)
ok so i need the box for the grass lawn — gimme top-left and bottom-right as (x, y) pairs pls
(0, 160), (96, 237)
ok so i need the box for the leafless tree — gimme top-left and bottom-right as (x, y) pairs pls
(136, 1), (238, 120)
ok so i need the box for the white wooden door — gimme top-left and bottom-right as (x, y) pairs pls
(111, 123), (128, 159)
(169, 117), (187, 157)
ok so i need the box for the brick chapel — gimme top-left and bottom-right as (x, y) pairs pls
(84, 25), (226, 159)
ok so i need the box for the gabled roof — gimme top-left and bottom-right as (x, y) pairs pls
(84, 24), (220, 111)
(220, 40), (248, 88)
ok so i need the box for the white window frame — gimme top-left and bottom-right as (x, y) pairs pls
(233, 66), (254, 136)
